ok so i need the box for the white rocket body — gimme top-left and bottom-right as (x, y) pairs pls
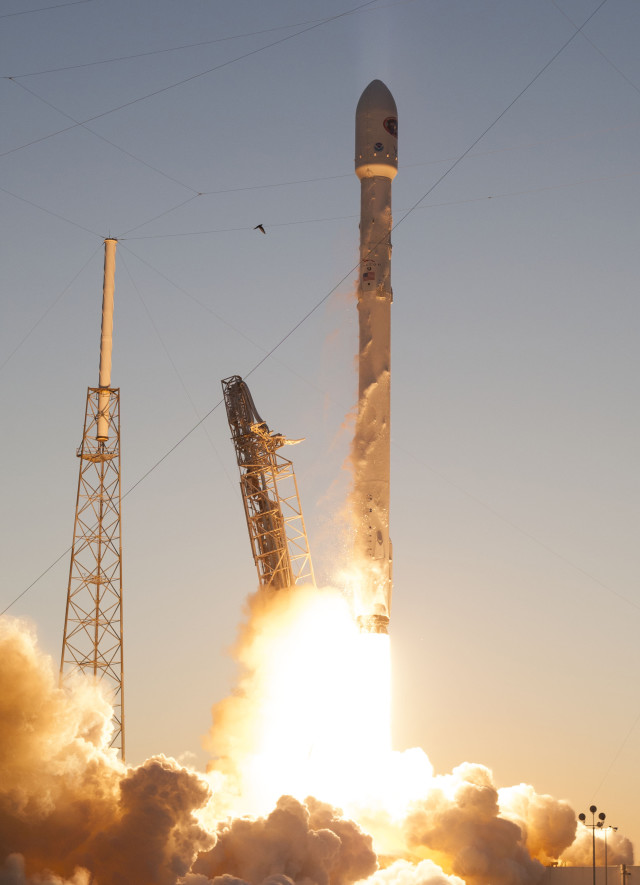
(353, 80), (397, 634)
(97, 238), (117, 442)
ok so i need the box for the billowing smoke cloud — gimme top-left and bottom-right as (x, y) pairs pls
(0, 614), (384, 885)
(192, 795), (377, 885)
(0, 854), (90, 885)
(559, 827), (633, 866)
(0, 618), (213, 885)
(499, 785), (633, 867)
(1, 603), (633, 885)
(498, 784), (577, 863)
(403, 763), (544, 885)
(361, 859), (465, 885)
(202, 588), (601, 885)
(0, 854), (89, 885)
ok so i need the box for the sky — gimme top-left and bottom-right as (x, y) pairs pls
(1, 0), (639, 857)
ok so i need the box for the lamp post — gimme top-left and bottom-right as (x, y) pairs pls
(603, 826), (617, 885)
(579, 806), (606, 885)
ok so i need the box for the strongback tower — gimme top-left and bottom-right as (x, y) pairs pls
(60, 238), (124, 758)
(222, 374), (314, 593)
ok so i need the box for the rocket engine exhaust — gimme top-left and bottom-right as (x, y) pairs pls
(353, 80), (397, 634)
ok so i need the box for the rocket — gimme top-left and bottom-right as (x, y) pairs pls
(353, 80), (397, 634)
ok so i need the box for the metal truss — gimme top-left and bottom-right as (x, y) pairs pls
(60, 387), (124, 758)
(222, 375), (314, 591)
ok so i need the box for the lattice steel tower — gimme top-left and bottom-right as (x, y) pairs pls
(60, 238), (125, 758)
(222, 375), (314, 591)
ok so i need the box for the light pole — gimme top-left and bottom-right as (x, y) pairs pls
(603, 825), (617, 885)
(579, 806), (606, 885)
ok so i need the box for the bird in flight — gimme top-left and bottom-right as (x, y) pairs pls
(254, 224), (266, 234)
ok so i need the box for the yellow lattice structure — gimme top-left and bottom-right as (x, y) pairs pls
(222, 375), (314, 591)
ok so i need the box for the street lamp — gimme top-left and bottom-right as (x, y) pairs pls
(579, 806), (606, 885)
(602, 825), (617, 885)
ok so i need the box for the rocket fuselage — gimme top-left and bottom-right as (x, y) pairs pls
(353, 80), (397, 634)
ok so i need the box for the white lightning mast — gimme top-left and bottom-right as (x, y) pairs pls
(60, 238), (125, 758)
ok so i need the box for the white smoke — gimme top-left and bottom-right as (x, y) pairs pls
(559, 827), (633, 866)
(498, 784), (577, 863)
(361, 859), (465, 885)
(0, 854), (90, 885)
(192, 795), (377, 885)
(0, 617), (213, 885)
(0, 604), (634, 885)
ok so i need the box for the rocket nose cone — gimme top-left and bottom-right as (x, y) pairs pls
(355, 79), (398, 179)
(356, 79), (397, 120)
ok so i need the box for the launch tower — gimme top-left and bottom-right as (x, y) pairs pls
(222, 375), (314, 591)
(60, 238), (124, 758)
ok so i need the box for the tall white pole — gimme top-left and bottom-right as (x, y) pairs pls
(353, 80), (398, 634)
(97, 238), (117, 442)
(61, 234), (124, 757)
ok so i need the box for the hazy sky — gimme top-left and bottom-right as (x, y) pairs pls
(1, 0), (639, 855)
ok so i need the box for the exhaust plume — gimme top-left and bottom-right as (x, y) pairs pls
(0, 617), (212, 885)
(0, 854), (90, 885)
(559, 828), (633, 866)
(403, 763), (545, 885)
(1, 593), (633, 885)
(192, 795), (377, 885)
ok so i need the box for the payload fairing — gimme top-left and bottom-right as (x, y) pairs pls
(353, 80), (397, 634)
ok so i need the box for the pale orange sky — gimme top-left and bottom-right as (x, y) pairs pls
(1, 0), (639, 857)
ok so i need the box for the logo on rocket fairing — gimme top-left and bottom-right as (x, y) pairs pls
(362, 262), (377, 290)
(383, 117), (398, 137)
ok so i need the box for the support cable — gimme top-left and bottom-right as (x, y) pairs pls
(4, 0), (637, 802)
(7, 0), (415, 78)
(118, 244), (325, 399)
(122, 165), (640, 241)
(388, 0), (611, 236)
(0, 243), (102, 374)
(1, 0), (616, 618)
(0, 0), (381, 160)
(592, 708), (640, 799)
(6, 113), (638, 244)
(0, 0), (95, 20)
(6, 78), (202, 195)
(0, 183), (102, 237)
(550, 0), (640, 100)
(118, 250), (236, 491)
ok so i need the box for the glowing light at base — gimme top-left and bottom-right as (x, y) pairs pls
(1, 605), (635, 885)
(205, 584), (439, 841)
(210, 587), (396, 814)
(200, 581), (630, 875)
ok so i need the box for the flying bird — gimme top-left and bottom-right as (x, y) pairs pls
(254, 224), (266, 234)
